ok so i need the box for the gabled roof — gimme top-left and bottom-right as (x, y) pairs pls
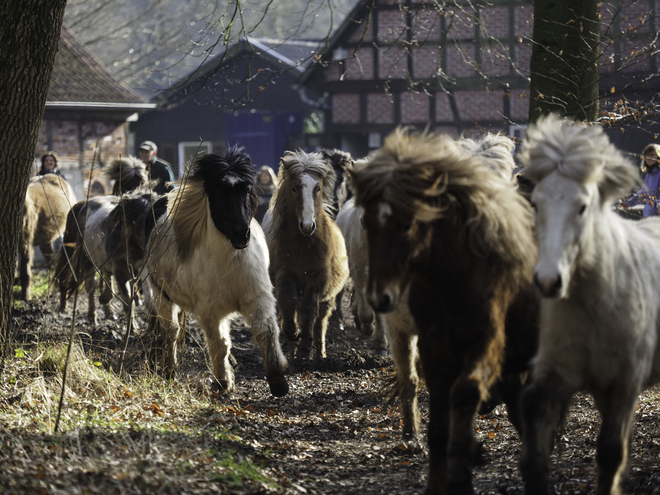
(152, 36), (319, 105)
(46, 26), (154, 112)
(299, 0), (371, 84)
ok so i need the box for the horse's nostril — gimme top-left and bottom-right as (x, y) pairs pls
(379, 293), (391, 311)
(550, 275), (562, 295)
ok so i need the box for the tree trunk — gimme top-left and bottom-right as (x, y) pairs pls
(0, 1), (67, 362)
(528, 0), (600, 124)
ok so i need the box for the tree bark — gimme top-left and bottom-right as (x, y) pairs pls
(0, 1), (67, 361)
(528, 0), (600, 124)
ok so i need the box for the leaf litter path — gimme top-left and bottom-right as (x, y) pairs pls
(3, 295), (660, 494)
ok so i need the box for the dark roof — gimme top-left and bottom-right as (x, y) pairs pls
(47, 26), (151, 108)
(153, 37), (315, 104)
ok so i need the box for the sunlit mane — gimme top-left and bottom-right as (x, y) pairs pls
(521, 114), (638, 202)
(351, 127), (535, 275)
(268, 150), (337, 236)
(457, 133), (516, 182)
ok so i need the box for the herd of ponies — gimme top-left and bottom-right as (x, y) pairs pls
(17, 114), (660, 495)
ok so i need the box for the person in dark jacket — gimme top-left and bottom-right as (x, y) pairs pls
(38, 152), (60, 176)
(256, 165), (278, 224)
(138, 140), (174, 195)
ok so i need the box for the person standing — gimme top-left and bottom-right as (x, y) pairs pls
(255, 165), (278, 224)
(623, 143), (660, 217)
(37, 152), (60, 175)
(138, 140), (174, 195)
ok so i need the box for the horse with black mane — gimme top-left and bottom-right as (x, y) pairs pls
(267, 150), (349, 361)
(350, 128), (539, 494)
(146, 148), (289, 398)
(55, 156), (162, 323)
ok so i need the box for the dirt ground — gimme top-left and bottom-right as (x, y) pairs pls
(3, 286), (660, 495)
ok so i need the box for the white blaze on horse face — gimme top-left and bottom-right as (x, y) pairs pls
(532, 172), (589, 299)
(299, 174), (318, 233)
(377, 201), (392, 228)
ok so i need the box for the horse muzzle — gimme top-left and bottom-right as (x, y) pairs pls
(533, 270), (564, 299)
(231, 227), (251, 250)
(367, 285), (400, 313)
(299, 219), (317, 236)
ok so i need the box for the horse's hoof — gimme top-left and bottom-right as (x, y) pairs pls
(267, 375), (289, 397)
(210, 379), (232, 399)
(374, 347), (389, 356)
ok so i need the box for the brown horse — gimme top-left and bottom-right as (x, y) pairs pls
(350, 128), (539, 495)
(267, 150), (349, 360)
(19, 174), (77, 300)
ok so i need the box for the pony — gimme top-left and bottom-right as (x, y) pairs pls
(146, 149), (289, 398)
(19, 174), (77, 300)
(350, 128), (540, 494)
(321, 148), (353, 217)
(335, 196), (389, 354)
(267, 150), (349, 360)
(337, 196), (425, 437)
(519, 115), (660, 495)
(54, 157), (160, 323)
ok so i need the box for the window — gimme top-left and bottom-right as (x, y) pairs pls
(178, 141), (212, 176)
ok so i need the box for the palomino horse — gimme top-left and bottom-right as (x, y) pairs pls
(350, 128), (539, 494)
(146, 149), (289, 398)
(19, 174), (77, 300)
(520, 115), (660, 495)
(267, 150), (349, 361)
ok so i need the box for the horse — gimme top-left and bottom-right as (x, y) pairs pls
(19, 174), (77, 300)
(350, 128), (539, 494)
(54, 157), (161, 323)
(335, 196), (389, 354)
(321, 148), (353, 217)
(519, 115), (660, 495)
(146, 148), (289, 398)
(267, 150), (349, 361)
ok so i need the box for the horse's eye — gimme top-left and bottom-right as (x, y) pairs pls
(314, 185), (321, 194)
(579, 204), (586, 215)
(292, 187), (296, 193)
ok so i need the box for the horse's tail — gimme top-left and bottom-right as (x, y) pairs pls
(53, 201), (86, 298)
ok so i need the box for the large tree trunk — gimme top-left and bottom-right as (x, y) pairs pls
(0, 1), (67, 361)
(528, 0), (600, 124)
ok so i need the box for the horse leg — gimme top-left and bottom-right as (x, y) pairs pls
(297, 291), (320, 360)
(149, 293), (180, 378)
(593, 385), (639, 495)
(494, 373), (526, 435)
(311, 298), (334, 359)
(276, 277), (300, 360)
(388, 321), (420, 438)
(520, 369), (573, 495)
(40, 242), (55, 272)
(200, 317), (234, 395)
(85, 275), (98, 325)
(326, 288), (344, 343)
(422, 367), (452, 495)
(242, 301), (289, 398)
(19, 243), (33, 301)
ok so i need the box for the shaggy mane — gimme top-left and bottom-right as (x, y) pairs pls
(168, 147), (257, 260)
(268, 150), (337, 235)
(457, 133), (516, 182)
(351, 127), (535, 276)
(105, 156), (148, 195)
(521, 114), (638, 203)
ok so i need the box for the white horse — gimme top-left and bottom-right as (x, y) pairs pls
(146, 149), (289, 397)
(520, 114), (660, 495)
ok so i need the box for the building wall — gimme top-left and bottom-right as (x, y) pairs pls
(309, 0), (660, 156)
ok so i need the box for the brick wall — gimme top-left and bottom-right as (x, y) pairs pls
(401, 91), (430, 123)
(411, 7), (441, 42)
(348, 20), (373, 43)
(515, 41), (532, 76)
(480, 42), (510, 77)
(446, 43), (476, 78)
(435, 92), (453, 122)
(446, 8), (476, 40)
(379, 46), (408, 79)
(345, 48), (375, 80)
(481, 5), (509, 39)
(435, 126), (459, 138)
(367, 93), (395, 124)
(333, 94), (361, 124)
(509, 89), (529, 120)
(378, 9), (408, 42)
(413, 45), (439, 79)
(513, 4), (533, 39)
(455, 90), (503, 121)
(324, 61), (342, 82)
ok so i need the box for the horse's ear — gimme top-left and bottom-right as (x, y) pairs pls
(598, 158), (639, 205)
